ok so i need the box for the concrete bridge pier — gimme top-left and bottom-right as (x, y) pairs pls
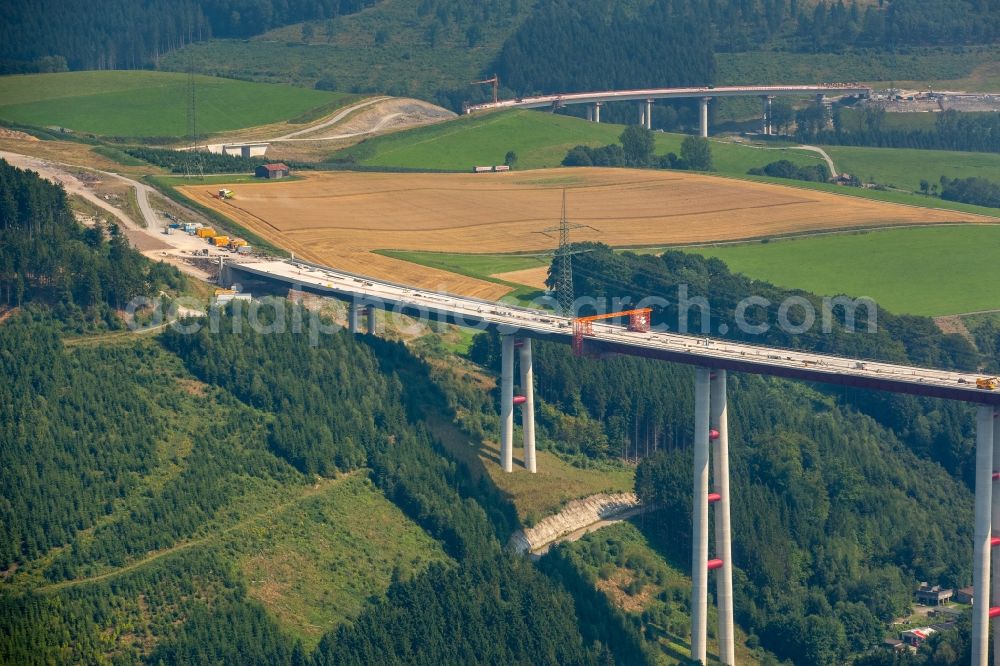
(594, 102), (602, 123)
(500, 334), (515, 473)
(586, 105), (594, 122)
(699, 97), (711, 138)
(711, 370), (735, 666)
(347, 300), (359, 334)
(646, 99), (653, 130)
(761, 95), (773, 135)
(365, 304), (377, 335)
(991, 409), (1000, 665)
(691, 367), (711, 664)
(639, 105), (646, 128)
(518, 338), (537, 473)
(691, 367), (735, 665)
(972, 406), (996, 666)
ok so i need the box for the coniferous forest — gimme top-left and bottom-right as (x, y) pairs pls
(468, 244), (985, 662)
(0, 162), (655, 664)
(4, 0), (999, 86)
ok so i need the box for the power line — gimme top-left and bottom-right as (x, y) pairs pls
(185, 67), (203, 179)
(538, 190), (595, 315)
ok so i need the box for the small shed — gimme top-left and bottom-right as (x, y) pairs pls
(255, 163), (290, 179)
(955, 587), (974, 604)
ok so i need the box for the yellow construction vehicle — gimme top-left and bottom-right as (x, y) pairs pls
(218, 188), (234, 200)
(976, 377), (999, 390)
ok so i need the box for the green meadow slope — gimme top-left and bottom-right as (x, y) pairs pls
(690, 225), (1000, 317)
(333, 109), (825, 172)
(0, 71), (353, 138)
(335, 109), (1000, 216)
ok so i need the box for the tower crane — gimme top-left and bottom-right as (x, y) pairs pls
(472, 74), (500, 105)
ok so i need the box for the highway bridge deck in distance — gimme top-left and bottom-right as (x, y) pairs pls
(225, 259), (999, 406)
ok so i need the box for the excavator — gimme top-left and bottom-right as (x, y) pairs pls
(977, 377), (999, 390)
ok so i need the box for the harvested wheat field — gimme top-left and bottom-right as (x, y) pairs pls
(182, 168), (990, 298)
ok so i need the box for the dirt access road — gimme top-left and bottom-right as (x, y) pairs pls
(1, 150), (230, 280)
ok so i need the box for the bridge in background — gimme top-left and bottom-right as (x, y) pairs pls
(222, 257), (999, 666)
(465, 84), (872, 137)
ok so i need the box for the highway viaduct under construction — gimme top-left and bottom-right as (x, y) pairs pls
(224, 258), (999, 666)
(465, 84), (872, 137)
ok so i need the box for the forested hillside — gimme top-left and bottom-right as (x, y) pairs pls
(0, 0), (380, 71)
(635, 374), (972, 664)
(468, 244), (983, 663)
(797, 107), (1000, 154)
(493, 0), (715, 96)
(7, 0), (998, 103)
(0, 163), (655, 663)
(2, 302), (641, 663)
(0, 158), (184, 328)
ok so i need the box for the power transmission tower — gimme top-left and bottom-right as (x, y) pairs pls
(540, 190), (593, 315)
(185, 68), (203, 179)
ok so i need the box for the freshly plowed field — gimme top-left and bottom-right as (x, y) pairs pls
(182, 168), (989, 298)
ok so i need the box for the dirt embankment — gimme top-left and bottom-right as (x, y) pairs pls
(509, 493), (642, 555)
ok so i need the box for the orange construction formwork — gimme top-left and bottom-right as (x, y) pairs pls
(573, 308), (651, 356)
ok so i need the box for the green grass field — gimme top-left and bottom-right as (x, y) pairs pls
(688, 225), (1000, 316)
(0, 71), (352, 138)
(344, 110), (625, 170)
(377, 250), (548, 281)
(822, 145), (1000, 193)
(338, 109), (827, 172)
(337, 108), (999, 219)
(376, 250), (550, 302)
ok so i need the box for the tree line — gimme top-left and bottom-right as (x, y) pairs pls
(0, 158), (184, 326)
(561, 126), (714, 172)
(748, 158), (831, 182)
(0, 0), (381, 72)
(939, 175), (1000, 208)
(796, 107), (1000, 154)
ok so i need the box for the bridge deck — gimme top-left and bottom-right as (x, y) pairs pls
(466, 84), (871, 113)
(227, 259), (999, 405)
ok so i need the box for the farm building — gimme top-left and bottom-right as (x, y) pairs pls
(915, 583), (953, 606)
(256, 163), (290, 179)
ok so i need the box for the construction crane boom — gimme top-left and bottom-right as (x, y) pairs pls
(472, 74), (500, 105)
(573, 308), (653, 356)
